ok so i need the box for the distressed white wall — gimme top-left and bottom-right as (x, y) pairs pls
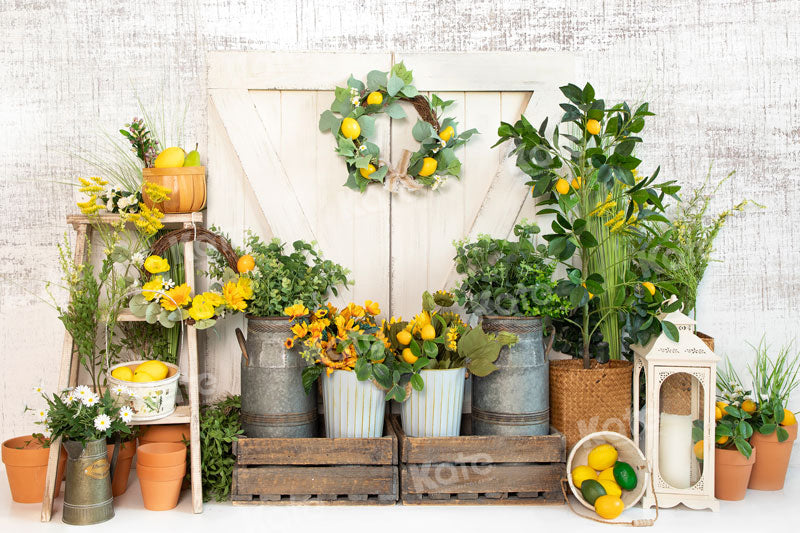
(1, 0), (798, 459)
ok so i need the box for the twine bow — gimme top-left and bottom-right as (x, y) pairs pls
(383, 149), (424, 193)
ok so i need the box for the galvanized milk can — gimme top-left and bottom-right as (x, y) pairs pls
(236, 316), (317, 438)
(62, 438), (116, 525)
(472, 316), (550, 436)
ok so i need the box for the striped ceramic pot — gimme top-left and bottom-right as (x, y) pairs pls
(401, 368), (466, 437)
(321, 370), (385, 438)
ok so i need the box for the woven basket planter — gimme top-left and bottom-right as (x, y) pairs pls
(549, 359), (632, 451)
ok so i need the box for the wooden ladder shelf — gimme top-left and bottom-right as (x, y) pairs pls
(41, 213), (205, 521)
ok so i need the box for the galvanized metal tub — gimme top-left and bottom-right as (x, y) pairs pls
(237, 316), (317, 438)
(472, 316), (549, 436)
(62, 438), (115, 526)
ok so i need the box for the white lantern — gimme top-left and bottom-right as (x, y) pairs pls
(632, 309), (719, 511)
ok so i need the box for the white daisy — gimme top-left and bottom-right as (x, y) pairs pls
(64, 391), (76, 404)
(131, 252), (145, 264)
(350, 96), (360, 106)
(432, 146), (440, 154)
(32, 385), (43, 394)
(82, 393), (99, 407)
(358, 144), (367, 152)
(119, 406), (133, 424)
(74, 385), (91, 399)
(163, 279), (176, 290)
(349, 87), (358, 96)
(93, 414), (112, 431)
(439, 140), (446, 148)
(111, 385), (129, 397)
(34, 408), (49, 422)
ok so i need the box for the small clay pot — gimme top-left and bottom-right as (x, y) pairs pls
(138, 424), (190, 447)
(749, 423), (797, 490)
(715, 446), (756, 501)
(2, 436), (66, 503)
(137, 463), (186, 511)
(137, 442), (186, 468)
(107, 440), (137, 497)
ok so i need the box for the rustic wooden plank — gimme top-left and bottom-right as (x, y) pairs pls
(401, 463), (564, 495)
(66, 212), (205, 229)
(183, 221), (203, 514)
(236, 465), (396, 496)
(234, 436), (394, 465)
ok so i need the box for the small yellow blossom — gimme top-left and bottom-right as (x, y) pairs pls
(188, 294), (215, 321)
(236, 276), (253, 300)
(364, 300), (380, 315)
(142, 276), (163, 301)
(224, 281), (247, 312)
(202, 291), (225, 307)
(144, 255), (170, 274)
(284, 303), (310, 318)
(161, 283), (192, 311)
(142, 181), (172, 203)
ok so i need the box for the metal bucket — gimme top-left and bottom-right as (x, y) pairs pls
(236, 316), (317, 438)
(62, 438), (116, 526)
(472, 316), (550, 436)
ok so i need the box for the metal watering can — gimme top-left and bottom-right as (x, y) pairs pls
(62, 437), (119, 525)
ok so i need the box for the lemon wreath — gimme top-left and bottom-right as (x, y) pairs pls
(319, 62), (478, 193)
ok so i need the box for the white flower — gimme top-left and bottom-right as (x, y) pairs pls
(131, 252), (145, 264)
(74, 385), (91, 399)
(128, 390), (137, 399)
(64, 391), (76, 404)
(34, 408), (49, 422)
(32, 385), (43, 394)
(93, 414), (111, 431)
(119, 406), (133, 424)
(439, 140), (446, 148)
(432, 146), (440, 154)
(82, 393), (99, 407)
(350, 96), (360, 106)
(111, 385), (129, 397)
(431, 175), (446, 191)
(163, 279), (176, 290)
(359, 144), (367, 152)
(349, 87), (358, 96)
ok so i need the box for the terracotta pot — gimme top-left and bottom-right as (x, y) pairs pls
(2, 436), (66, 503)
(138, 424), (190, 447)
(715, 446), (756, 500)
(137, 442), (186, 468)
(142, 167), (206, 213)
(107, 440), (137, 497)
(137, 463), (186, 511)
(748, 423), (797, 490)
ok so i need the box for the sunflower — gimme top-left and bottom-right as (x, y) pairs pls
(284, 338), (295, 349)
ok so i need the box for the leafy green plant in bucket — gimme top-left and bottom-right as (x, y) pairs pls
(195, 395), (244, 502)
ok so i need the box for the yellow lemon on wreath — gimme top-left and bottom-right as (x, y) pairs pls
(642, 282), (656, 296)
(555, 178), (570, 195)
(153, 147), (186, 168)
(401, 348), (418, 364)
(359, 163), (377, 179)
(136, 360), (169, 381)
(571, 465), (597, 489)
(111, 366), (134, 382)
(133, 370), (155, 383)
(586, 119), (601, 136)
(741, 399), (757, 414)
(237, 254), (255, 273)
(782, 409), (797, 426)
(420, 324), (436, 341)
(341, 117), (361, 140)
(598, 479), (622, 498)
(716, 435), (729, 445)
(571, 176), (582, 190)
(366, 91), (383, 106)
(439, 125), (454, 142)
(396, 330), (412, 346)
(588, 444), (618, 471)
(693, 440), (704, 460)
(598, 467), (615, 482)
(594, 495), (624, 520)
(419, 157), (438, 177)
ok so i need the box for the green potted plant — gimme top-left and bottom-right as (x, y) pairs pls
(452, 221), (570, 436)
(198, 396), (243, 502)
(494, 82), (680, 448)
(210, 230), (350, 438)
(714, 361), (756, 501)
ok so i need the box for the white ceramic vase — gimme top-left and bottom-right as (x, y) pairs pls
(321, 370), (385, 438)
(400, 368), (466, 437)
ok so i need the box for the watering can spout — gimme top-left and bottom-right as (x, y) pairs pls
(236, 328), (250, 366)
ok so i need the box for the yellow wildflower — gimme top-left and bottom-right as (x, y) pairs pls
(284, 303), (310, 318)
(223, 281), (247, 312)
(142, 181), (172, 203)
(604, 210), (625, 227)
(364, 300), (380, 315)
(144, 255), (170, 274)
(236, 276), (253, 300)
(446, 327), (459, 351)
(77, 197), (100, 215)
(314, 308), (328, 319)
(142, 276), (163, 301)
(291, 322), (310, 338)
(202, 291), (225, 307)
(188, 294), (216, 321)
(161, 283), (192, 311)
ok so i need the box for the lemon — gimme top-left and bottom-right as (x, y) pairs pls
(401, 348), (418, 364)
(693, 440), (704, 460)
(642, 282), (656, 296)
(153, 147), (186, 168)
(588, 444), (618, 471)
(781, 409), (797, 426)
(716, 435), (729, 445)
(571, 465), (598, 489)
(366, 91), (383, 106)
(715, 406), (723, 420)
(598, 467), (615, 482)
(594, 495), (624, 519)
(741, 399), (757, 414)
(586, 119), (601, 136)
(555, 178), (570, 195)
(341, 117), (361, 140)
(418, 157), (438, 177)
(571, 176), (582, 190)
(716, 401), (729, 414)
(420, 324), (436, 341)
(111, 366), (134, 382)
(136, 360), (169, 381)
(396, 330), (412, 346)
(133, 370), (155, 383)
(439, 126), (454, 142)
(598, 479), (622, 498)
(359, 163), (377, 179)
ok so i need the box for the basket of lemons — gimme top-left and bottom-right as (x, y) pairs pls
(567, 431), (649, 522)
(108, 360), (180, 422)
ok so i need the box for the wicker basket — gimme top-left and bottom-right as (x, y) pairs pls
(549, 359), (633, 451)
(143, 166), (206, 213)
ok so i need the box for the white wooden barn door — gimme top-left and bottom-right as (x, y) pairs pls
(206, 51), (574, 399)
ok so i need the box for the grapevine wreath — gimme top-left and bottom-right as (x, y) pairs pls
(319, 62), (478, 193)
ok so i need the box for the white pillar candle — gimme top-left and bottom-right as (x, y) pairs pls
(659, 413), (692, 489)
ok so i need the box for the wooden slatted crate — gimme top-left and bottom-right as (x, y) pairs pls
(232, 418), (398, 505)
(390, 415), (566, 505)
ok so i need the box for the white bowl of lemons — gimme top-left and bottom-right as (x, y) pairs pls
(108, 361), (180, 422)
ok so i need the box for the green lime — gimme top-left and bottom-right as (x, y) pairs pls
(580, 478), (607, 505)
(613, 461), (637, 491)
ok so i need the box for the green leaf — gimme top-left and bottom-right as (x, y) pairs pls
(387, 75), (404, 97)
(734, 439), (752, 459)
(390, 62), (413, 84)
(385, 102), (406, 119)
(355, 357), (370, 381)
(615, 139), (635, 157)
(366, 70), (388, 91)
(129, 294), (149, 317)
(145, 301), (160, 324)
(319, 111), (339, 133)
(569, 285), (585, 307)
(468, 358), (499, 377)
(423, 340), (438, 358)
(400, 85), (419, 98)
(110, 245), (131, 263)
(194, 319), (216, 330)
(412, 120), (435, 142)
(579, 231), (598, 248)
(357, 115), (376, 139)
(759, 423), (777, 435)
(347, 75), (364, 92)
(157, 310), (175, 328)
(661, 320), (679, 341)
(410, 374), (424, 391)
(372, 363), (392, 388)
(302, 366), (323, 394)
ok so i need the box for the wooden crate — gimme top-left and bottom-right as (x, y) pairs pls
(232, 418), (398, 505)
(390, 414), (566, 505)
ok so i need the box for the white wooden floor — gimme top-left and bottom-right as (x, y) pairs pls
(0, 465), (794, 531)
